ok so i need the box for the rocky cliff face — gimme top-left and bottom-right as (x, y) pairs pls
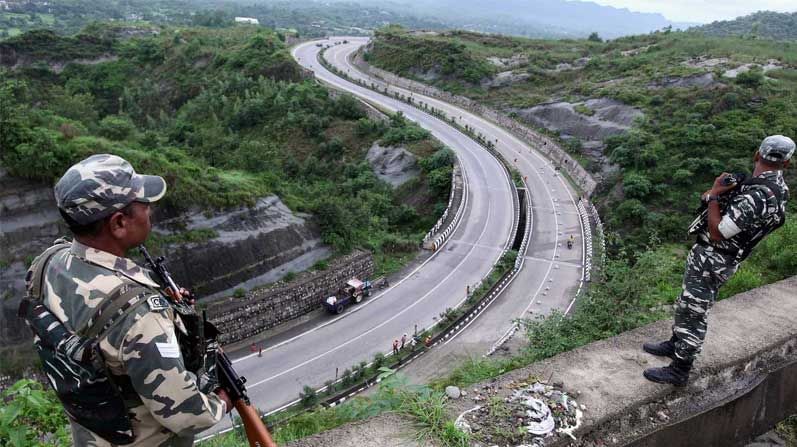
(366, 143), (420, 188)
(0, 168), (327, 351)
(156, 197), (328, 297)
(512, 98), (644, 168)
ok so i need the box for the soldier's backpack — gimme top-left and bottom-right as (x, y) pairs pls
(18, 242), (155, 445)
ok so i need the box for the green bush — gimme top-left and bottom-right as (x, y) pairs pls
(0, 379), (71, 446)
(623, 172), (653, 199)
(299, 385), (318, 408)
(97, 115), (135, 140)
(735, 68), (764, 88)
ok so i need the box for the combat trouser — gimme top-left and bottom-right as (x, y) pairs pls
(672, 243), (738, 362)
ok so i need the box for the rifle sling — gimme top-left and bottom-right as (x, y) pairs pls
(81, 284), (154, 340)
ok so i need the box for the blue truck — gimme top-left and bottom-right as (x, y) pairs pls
(322, 278), (372, 314)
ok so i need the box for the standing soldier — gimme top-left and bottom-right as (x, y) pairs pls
(19, 154), (231, 446)
(643, 135), (793, 386)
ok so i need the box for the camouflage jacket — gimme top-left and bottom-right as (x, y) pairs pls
(36, 240), (225, 446)
(699, 170), (789, 261)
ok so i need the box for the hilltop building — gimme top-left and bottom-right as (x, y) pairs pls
(234, 17), (259, 25)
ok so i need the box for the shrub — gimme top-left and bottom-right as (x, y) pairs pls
(735, 68), (764, 88)
(623, 172), (653, 199)
(299, 385), (318, 408)
(97, 115), (135, 140)
(373, 352), (386, 369)
(341, 369), (353, 386)
(324, 380), (336, 396)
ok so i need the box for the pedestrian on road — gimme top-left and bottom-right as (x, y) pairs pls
(250, 343), (257, 353)
(258, 345), (263, 357)
(392, 339), (399, 356)
(643, 136), (792, 387)
(401, 333), (407, 350)
(424, 335), (432, 347)
(18, 154), (231, 446)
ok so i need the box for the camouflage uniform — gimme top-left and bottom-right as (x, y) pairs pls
(29, 154), (226, 446)
(673, 170), (789, 362)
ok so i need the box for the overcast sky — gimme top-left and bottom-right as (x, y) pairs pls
(585, 0), (796, 23)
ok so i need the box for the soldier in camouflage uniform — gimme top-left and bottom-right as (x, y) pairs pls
(26, 154), (231, 445)
(643, 135), (793, 386)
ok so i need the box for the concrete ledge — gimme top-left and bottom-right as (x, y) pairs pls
(449, 275), (797, 446)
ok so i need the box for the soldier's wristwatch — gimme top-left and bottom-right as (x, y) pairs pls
(704, 194), (720, 203)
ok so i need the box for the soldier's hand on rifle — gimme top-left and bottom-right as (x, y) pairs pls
(164, 287), (194, 304)
(214, 388), (233, 413)
(707, 172), (737, 197)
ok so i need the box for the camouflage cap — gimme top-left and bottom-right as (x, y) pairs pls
(55, 154), (167, 225)
(759, 135), (795, 163)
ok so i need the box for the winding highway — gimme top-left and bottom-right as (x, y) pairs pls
(201, 37), (585, 439)
(315, 38), (585, 380)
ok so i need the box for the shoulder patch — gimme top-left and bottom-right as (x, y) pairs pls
(147, 295), (171, 312)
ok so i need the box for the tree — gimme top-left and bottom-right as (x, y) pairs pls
(623, 172), (653, 199)
(98, 115), (136, 141)
(587, 32), (602, 42)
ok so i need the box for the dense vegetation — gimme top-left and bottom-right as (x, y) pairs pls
(0, 24), (452, 271)
(693, 11), (797, 41)
(0, 0), (446, 39)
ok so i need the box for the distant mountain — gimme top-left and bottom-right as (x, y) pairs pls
(692, 11), (797, 41)
(335, 0), (689, 38)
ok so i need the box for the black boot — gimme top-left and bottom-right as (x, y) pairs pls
(643, 358), (692, 387)
(642, 336), (677, 361)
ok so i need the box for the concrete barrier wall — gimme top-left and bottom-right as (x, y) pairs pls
(208, 250), (375, 345)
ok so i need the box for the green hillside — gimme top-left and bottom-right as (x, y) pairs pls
(693, 11), (797, 41)
(367, 26), (797, 249)
(1, 24), (452, 269)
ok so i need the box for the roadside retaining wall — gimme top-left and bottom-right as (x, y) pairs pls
(208, 250), (374, 345)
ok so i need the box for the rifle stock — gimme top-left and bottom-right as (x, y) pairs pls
(235, 400), (278, 447)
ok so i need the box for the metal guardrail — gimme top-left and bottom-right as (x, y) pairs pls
(589, 202), (607, 271)
(425, 165), (468, 251)
(576, 199), (594, 283)
(423, 166), (458, 243)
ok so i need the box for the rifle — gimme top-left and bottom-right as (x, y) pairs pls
(139, 246), (277, 447)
